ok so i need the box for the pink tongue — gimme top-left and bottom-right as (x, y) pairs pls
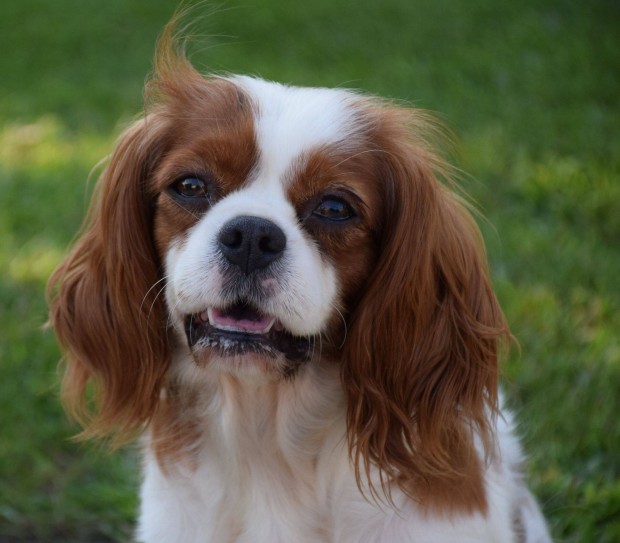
(209, 308), (274, 333)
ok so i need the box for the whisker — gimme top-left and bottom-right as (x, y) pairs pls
(147, 281), (170, 326)
(317, 332), (324, 361)
(333, 307), (348, 349)
(165, 298), (184, 331)
(140, 275), (169, 313)
(170, 197), (201, 220)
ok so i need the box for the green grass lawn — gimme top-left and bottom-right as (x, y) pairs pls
(1, 0), (618, 541)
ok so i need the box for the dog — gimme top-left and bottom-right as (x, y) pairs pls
(48, 23), (552, 543)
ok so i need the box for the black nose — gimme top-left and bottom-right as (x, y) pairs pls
(217, 216), (287, 274)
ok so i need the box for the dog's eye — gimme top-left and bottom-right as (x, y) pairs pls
(312, 197), (355, 221)
(173, 177), (208, 199)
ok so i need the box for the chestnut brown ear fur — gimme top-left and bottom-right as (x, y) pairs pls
(342, 106), (510, 513)
(47, 117), (172, 443)
(47, 21), (213, 444)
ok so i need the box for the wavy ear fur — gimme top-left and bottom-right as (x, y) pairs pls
(343, 106), (510, 513)
(48, 117), (171, 443)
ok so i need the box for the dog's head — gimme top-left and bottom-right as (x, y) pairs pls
(49, 36), (509, 508)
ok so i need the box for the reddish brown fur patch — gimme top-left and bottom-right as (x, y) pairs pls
(48, 117), (172, 443)
(152, 77), (258, 257)
(285, 145), (385, 353)
(338, 102), (510, 514)
(150, 384), (203, 472)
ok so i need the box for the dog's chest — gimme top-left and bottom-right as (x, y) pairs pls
(138, 371), (351, 542)
(201, 450), (332, 542)
(137, 405), (523, 543)
(139, 426), (347, 543)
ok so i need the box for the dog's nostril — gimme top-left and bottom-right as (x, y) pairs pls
(218, 216), (286, 274)
(219, 227), (243, 250)
(259, 232), (285, 255)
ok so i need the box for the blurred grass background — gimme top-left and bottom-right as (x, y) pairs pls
(0, 0), (618, 541)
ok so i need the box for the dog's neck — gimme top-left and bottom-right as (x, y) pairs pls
(209, 362), (345, 458)
(154, 356), (347, 475)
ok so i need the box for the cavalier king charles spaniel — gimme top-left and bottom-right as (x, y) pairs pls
(49, 25), (551, 543)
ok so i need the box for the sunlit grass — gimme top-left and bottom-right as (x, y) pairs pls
(0, 116), (107, 169)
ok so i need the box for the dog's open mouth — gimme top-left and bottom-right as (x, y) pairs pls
(184, 301), (312, 363)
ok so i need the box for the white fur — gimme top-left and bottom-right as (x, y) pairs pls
(138, 362), (551, 542)
(231, 75), (365, 178)
(140, 78), (552, 542)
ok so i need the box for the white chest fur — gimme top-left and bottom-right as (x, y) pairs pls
(136, 363), (546, 543)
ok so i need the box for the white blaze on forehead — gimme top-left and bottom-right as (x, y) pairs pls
(229, 76), (363, 186)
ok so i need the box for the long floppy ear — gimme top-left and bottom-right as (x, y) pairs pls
(48, 116), (171, 444)
(342, 106), (510, 513)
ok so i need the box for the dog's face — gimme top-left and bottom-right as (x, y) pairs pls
(153, 77), (381, 378)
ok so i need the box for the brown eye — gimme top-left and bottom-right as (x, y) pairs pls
(173, 177), (208, 198)
(312, 197), (355, 222)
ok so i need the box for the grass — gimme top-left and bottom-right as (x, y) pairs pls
(0, 0), (618, 541)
